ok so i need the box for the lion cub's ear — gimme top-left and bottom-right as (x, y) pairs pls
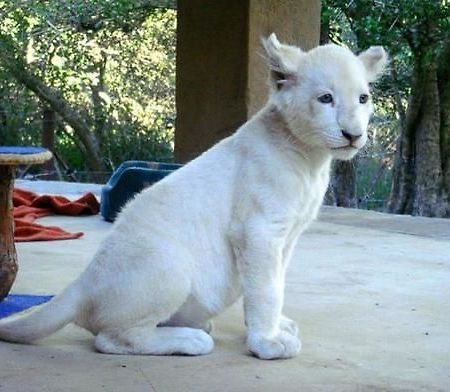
(358, 46), (388, 82)
(261, 33), (303, 90)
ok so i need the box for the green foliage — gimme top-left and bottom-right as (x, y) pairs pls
(357, 158), (392, 210)
(324, 0), (450, 95)
(0, 1), (176, 174)
(324, 0), (450, 51)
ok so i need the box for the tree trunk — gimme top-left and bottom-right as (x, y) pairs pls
(0, 103), (8, 145)
(42, 107), (57, 179)
(327, 160), (358, 208)
(388, 49), (449, 217)
(412, 58), (445, 216)
(0, 104), (7, 130)
(387, 62), (420, 215)
(438, 40), (450, 206)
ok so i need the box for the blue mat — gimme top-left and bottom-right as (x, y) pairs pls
(0, 294), (53, 319)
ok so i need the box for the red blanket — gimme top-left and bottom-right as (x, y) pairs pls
(13, 188), (100, 242)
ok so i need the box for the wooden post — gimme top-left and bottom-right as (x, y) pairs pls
(0, 165), (18, 302)
(175, 0), (321, 162)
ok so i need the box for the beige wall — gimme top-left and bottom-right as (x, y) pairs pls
(175, 0), (321, 162)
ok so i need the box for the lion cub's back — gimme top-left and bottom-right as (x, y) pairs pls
(116, 135), (240, 256)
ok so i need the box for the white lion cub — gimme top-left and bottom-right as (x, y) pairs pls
(0, 34), (387, 359)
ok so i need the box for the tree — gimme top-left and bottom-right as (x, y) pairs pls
(0, 33), (105, 171)
(324, 0), (450, 217)
(0, 1), (176, 175)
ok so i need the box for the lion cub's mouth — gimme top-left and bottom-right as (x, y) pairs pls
(330, 145), (359, 151)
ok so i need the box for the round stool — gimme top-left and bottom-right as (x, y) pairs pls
(0, 146), (53, 301)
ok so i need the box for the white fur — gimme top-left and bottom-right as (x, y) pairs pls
(0, 34), (387, 359)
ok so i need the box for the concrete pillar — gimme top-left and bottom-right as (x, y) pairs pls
(175, 0), (321, 162)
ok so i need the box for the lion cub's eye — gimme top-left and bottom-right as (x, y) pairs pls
(359, 94), (369, 104)
(318, 94), (333, 104)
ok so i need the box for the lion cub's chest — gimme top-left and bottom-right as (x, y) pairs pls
(288, 167), (330, 238)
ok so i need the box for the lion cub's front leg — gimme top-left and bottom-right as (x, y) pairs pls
(233, 220), (301, 360)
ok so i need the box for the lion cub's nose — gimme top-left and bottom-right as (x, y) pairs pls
(341, 129), (362, 143)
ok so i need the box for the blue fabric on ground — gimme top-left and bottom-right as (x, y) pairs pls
(0, 294), (53, 319)
(0, 146), (48, 155)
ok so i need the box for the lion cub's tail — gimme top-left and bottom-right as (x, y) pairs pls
(0, 281), (83, 343)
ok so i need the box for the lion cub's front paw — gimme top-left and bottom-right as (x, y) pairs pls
(279, 315), (298, 337)
(247, 331), (301, 360)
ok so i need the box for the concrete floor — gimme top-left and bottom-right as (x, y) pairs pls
(1, 182), (449, 391)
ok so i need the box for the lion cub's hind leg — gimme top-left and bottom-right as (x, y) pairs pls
(95, 325), (214, 355)
(89, 242), (214, 356)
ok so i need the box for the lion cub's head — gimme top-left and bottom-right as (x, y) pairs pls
(262, 34), (387, 160)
